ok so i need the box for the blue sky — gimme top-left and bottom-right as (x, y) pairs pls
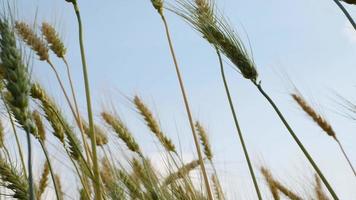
(12, 0), (356, 199)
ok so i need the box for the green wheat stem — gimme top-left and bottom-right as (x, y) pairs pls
(62, 57), (92, 163)
(253, 81), (339, 200)
(216, 48), (262, 200)
(333, 0), (356, 31)
(25, 130), (34, 200)
(159, 12), (214, 200)
(39, 140), (61, 200)
(48, 59), (92, 163)
(70, 1), (102, 199)
(334, 138), (356, 176)
(0, 90), (27, 179)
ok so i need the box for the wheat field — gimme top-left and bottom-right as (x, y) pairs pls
(0, 0), (355, 199)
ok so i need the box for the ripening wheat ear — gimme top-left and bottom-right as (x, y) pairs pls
(0, 156), (29, 200)
(163, 159), (200, 186)
(32, 110), (46, 142)
(195, 121), (213, 161)
(101, 111), (142, 154)
(54, 175), (64, 200)
(314, 174), (330, 200)
(175, 0), (258, 82)
(292, 93), (356, 177)
(41, 22), (66, 58)
(37, 161), (49, 199)
(133, 96), (176, 153)
(31, 83), (65, 143)
(292, 94), (335, 138)
(211, 174), (225, 200)
(15, 21), (49, 61)
(100, 159), (124, 199)
(261, 166), (302, 200)
(0, 119), (4, 149)
(81, 118), (108, 146)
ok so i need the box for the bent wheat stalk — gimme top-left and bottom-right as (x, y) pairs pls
(255, 82), (338, 199)
(332, 0), (356, 31)
(216, 48), (262, 199)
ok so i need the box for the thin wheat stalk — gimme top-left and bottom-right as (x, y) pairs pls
(150, 1), (213, 198)
(255, 82), (338, 199)
(216, 48), (262, 199)
(0, 90), (27, 178)
(46, 60), (92, 161)
(65, 1), (102, 198)
(38, 140), (61, 200)
(41, 22), (92, 162)
(0, 119), (12, 164)
(332, 0), (356, 31)
(292, 93), (356, 177)
(62, 57), (92, 162)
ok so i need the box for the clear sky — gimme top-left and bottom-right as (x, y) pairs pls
(12, 0), (356, 199)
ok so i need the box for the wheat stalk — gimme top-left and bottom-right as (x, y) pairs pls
(64, 1), (102, 198)
(332, 0), (356, 31)
(149, 1), (214, 198)
(82, 119), (108, 146)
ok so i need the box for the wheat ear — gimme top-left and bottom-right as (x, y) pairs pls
(0, 18), (37, 200)
(261, 166), (302, 200)
(133, 96), (176, 153)
(292, 93), (356, 177)
(36, 161), (49, 199)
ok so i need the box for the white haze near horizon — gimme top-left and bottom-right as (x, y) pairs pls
(5, 0), (356, 199)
